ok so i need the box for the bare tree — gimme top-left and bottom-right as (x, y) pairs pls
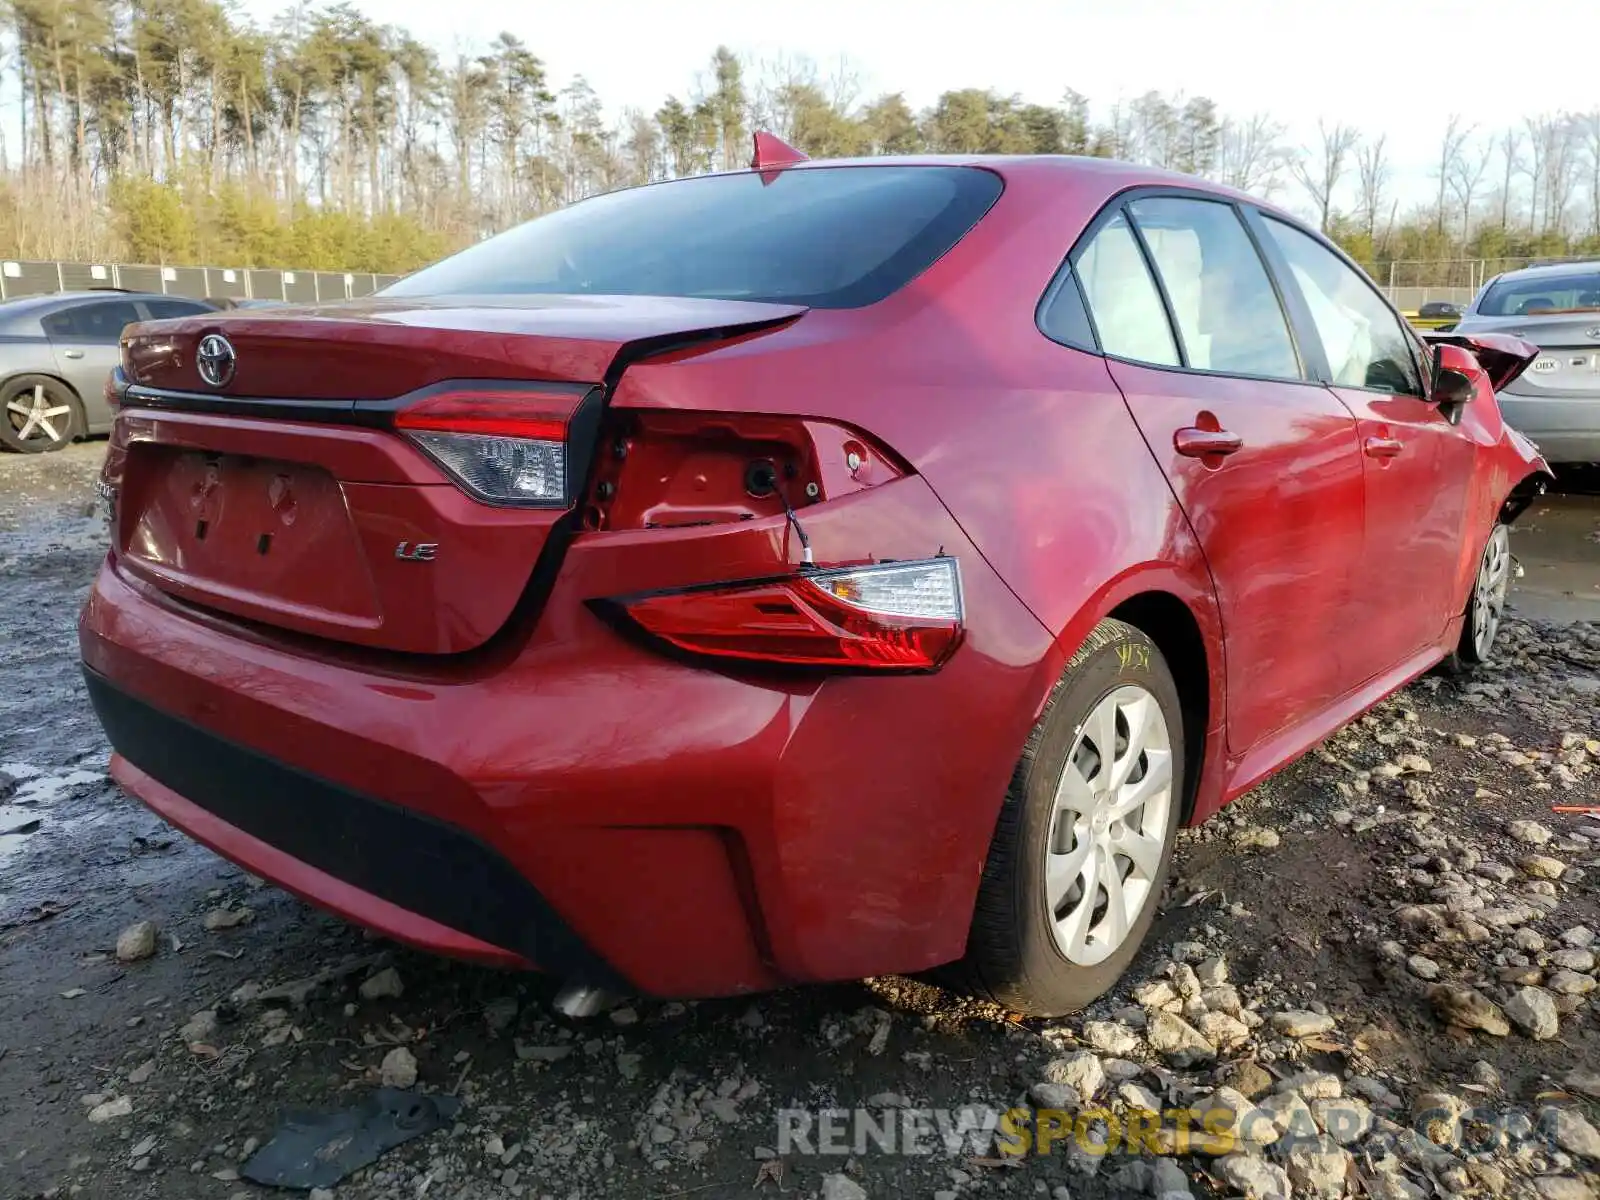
(1217, 113), (1286, 195)
(1497, 127), (1523, 230)
(1092, 98), (1134, 160)
(1582, 109), (1600, 237)
(1448, 137), (1492, 242)
(1128, 91), (1180, 169)
(1546, 116), (1581, 236)
(1289, 120), (1358, 233)
(1528, 114), (1580, 235)
(1523, 115), (1548, 233)
(1433, 115), (1472, 233)
(1355, 133), (1390, 243)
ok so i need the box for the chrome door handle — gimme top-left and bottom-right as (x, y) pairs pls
(1364, 435), (1404, 458)
(63, 350), (85, 359)
(1174, 427), (1243, 458)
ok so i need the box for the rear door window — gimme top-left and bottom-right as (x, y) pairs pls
(43, 300), (144, 343)
(381, 166), (1002, 309)
(1126, 197), (1302, 380)
(1071, 213), (1180, 366)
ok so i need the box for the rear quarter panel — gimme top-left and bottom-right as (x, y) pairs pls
(612, 164), (1225, 801)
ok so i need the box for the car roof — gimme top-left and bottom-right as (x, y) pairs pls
(700, 153), (1296, 222)
(0, 290), (211, 334)
(1485, 259), (1600, 283)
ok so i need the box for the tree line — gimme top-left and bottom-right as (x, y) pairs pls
(4, 1), (1599, 281)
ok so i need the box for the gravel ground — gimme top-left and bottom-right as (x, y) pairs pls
(2, 443), (1598, 1200)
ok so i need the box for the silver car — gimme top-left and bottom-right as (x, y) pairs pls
(1453, 260), (1600, 464)
(0, 290), (218, 453)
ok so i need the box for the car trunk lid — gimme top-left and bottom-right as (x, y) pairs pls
(122, 294), (807, 401)
(108, 295), (806, 654)
(1450, 315), (1600, 395)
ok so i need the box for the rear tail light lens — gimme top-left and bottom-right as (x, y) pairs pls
(396, 388), (575, 506)
(408, 431), (564, 505)
(600, 557), (964, 672)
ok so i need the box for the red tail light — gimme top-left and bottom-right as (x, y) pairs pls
(395, 385), (586, 507)
(598, 558), (964, 672)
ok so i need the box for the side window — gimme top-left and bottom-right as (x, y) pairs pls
(143, 299), (211, 320)
(1071, 213), (1179, 366)
(1261, 218), (1423, 396)
(1126, 197), (1301, 380)
(1037, 271), (1095, 348)
(42, 300), (144, 344)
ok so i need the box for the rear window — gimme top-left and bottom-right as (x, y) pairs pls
(1478, 270), (1600, 316)
(143, 299), (215, 320)
(381, 166), (1003, 309)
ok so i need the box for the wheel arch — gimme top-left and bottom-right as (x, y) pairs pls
(1498, 465), (1550, 526)
(2, 369), (84, 402)
(1022, 564), (1224, 828)
(1106, 590), (1213, 826)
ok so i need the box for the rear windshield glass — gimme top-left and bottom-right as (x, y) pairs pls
(1478, 270), (1600, 316)
(381, 166), (1002, 309)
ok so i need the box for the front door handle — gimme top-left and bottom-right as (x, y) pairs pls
(1364, 435), (1404, 458)
(62, 349), (85, 359)
(1174, 427), (1243, 458)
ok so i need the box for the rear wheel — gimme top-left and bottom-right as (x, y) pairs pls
(961, 619), (1184, 1017)
(0, 375), (81, 453)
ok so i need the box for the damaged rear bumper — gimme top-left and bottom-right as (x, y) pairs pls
(85, 666), (618, 982)
(78, 474), (1055, 997)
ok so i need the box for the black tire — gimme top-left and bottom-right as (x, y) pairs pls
(1442, 523), (1511, 674)
(0, 374), (83, 453)
(959, 619), (1185, 1017)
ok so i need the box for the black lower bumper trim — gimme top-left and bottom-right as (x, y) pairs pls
(83, 667), (627, 989)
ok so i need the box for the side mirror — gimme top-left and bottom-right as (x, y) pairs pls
(1431, 342), (1483, 424)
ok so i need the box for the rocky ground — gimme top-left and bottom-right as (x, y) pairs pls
(1, 443), (1598, 1200)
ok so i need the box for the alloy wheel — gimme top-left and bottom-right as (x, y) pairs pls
(1472, 525), (1511, 660)
(5, 384), (73, 448)
(1045, 684), (1174, 966)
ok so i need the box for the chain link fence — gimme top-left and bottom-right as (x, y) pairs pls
(1360, 256), (1599, 314)
(0, 258), (403, 303)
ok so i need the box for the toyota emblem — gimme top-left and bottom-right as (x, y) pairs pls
(196, 333), (236, 388)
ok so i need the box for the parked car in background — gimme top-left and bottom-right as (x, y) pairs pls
(1414, 300), (1464, 331)
(82, 141), (1550, 1017)
(1418, 301), (1464, 321)
(0, 290), (219, 452)
(1453, 260), (1600, 464)
(205, 297), (286, 310)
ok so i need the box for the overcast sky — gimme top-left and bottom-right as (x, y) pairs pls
(250, 0), (1596, 212)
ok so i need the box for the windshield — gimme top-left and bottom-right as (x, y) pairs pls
(1478, 269), (1600, 316)
(382, 166), (1002, 309)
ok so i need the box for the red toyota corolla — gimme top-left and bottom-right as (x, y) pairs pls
(81, 137), (1550, 1016)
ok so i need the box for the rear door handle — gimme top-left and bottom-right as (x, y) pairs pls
(1364, 435), (1404, 458)
(1174, 427), (1243, 458)
(62, 349), (85, 359)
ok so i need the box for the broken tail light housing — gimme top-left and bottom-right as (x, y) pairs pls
(395, 386), (579, 507)
(597, 557), (965, 672)
(581, 410), (907, 532)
